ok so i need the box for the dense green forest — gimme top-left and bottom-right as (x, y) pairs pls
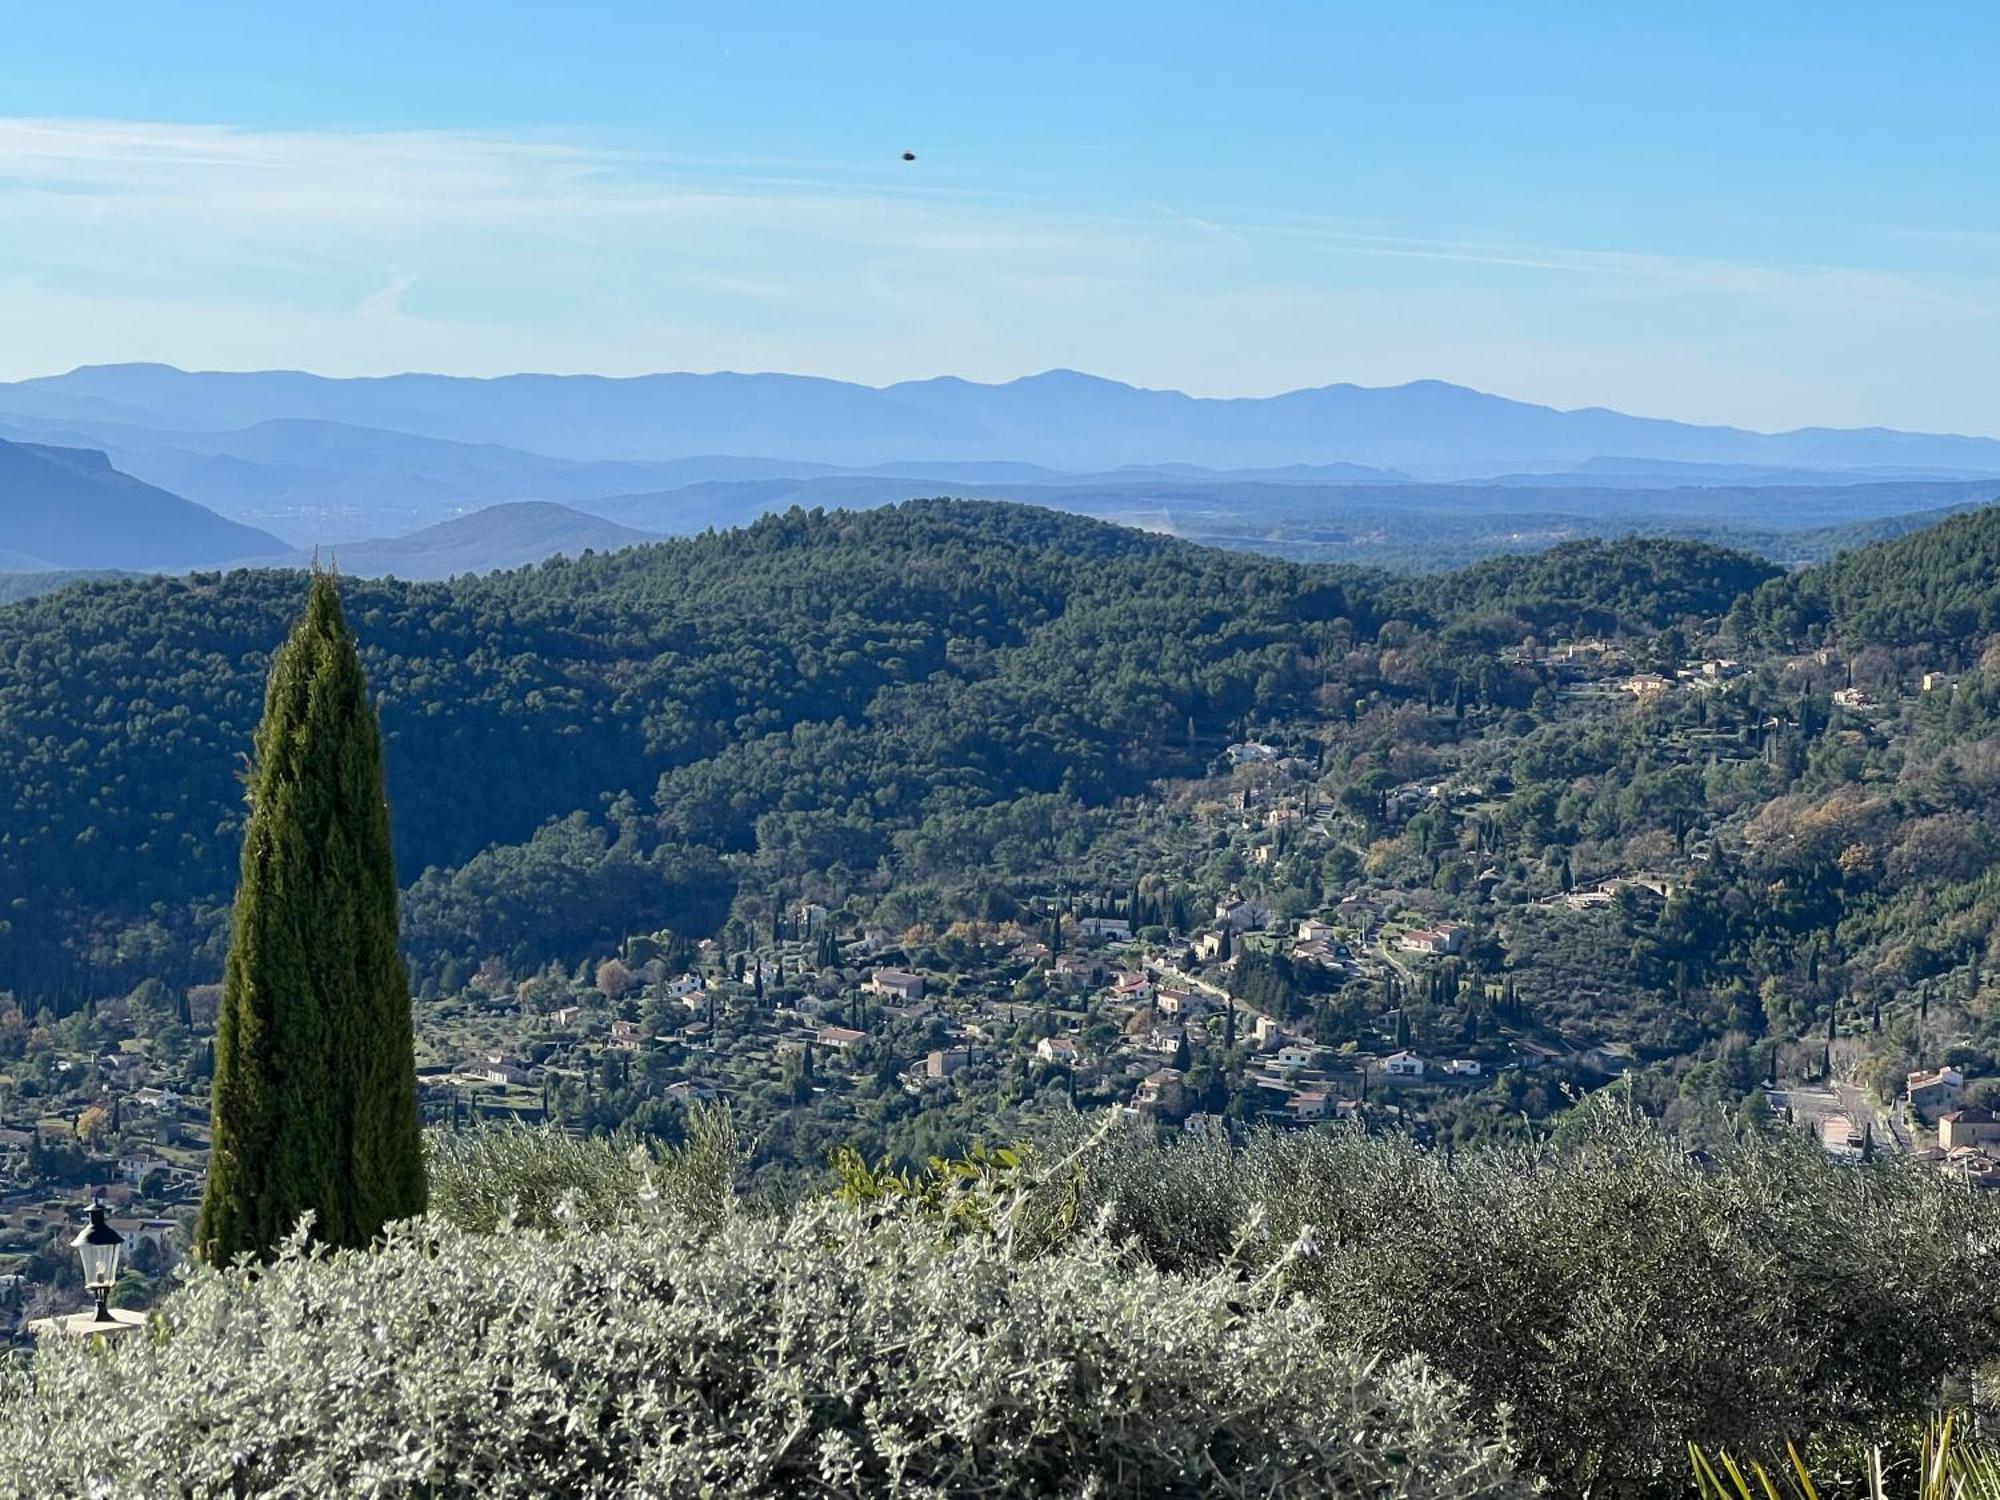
(10, 496), (2000, 1071)
(1, 503), (1359, 994)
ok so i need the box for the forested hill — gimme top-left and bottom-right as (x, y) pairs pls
(1745, 504), (2000, 652)
(1387, 537), (1783, 636)
(0, 501), (1355, 995)
(0, 495), (1993, 1003)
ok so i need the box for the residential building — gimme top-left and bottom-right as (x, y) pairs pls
(472, 1054), (530, 1086)
(867, 968), (925, 1002)
(1035, 1036), (1081, 1065)
(108, 1216), (178, 1264)
(609, 1020), (650, 1052)
(816, 1025), (866, 1051)
(1286, 1089), (1331, 1122)
(1939, 1108), (2000, 1151)
(1133, 1067), (1187, 1114)
(1079, 916), (1132, 942)
(1907, 1066), (1965, 1118)
(1214, 895), (1270, 930)
(924, 1047), (972, 1079)
(1296, 918), (1339, 945)
(1396, 924), (1468, 956)
(1053, 953), (1106, 983)
(1109, 971), (1153, 1004)
(1383, 1050), (1426, 1079)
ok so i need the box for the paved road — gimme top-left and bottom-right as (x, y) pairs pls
(1836, 1083), (1915, 1154)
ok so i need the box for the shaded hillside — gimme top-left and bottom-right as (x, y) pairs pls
(0, 502), (1372, 993)
(7, 493), (1985, 1008)
(1748, 503), (2000, 651)
(0, 438), (287, 569)
(1389, 537), (1783, 634)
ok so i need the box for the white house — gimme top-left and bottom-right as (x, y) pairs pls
(1079, 916), (1132, 942)
(1383, 1050), (1426, 1079)
(1444, 1058), (1483, 1078)
(1109, 971), (1153, 1004)
(1214, 895), (1270, 930)
(1286, 1089), (1331, 1122)
(1396, 925), (1468, 957)
(1296, 918), (1339, 945)
(1275, 1043), (1317, 1072)
(1036, 1036), (1082, 1065)
(473, 1053), (530, 1086)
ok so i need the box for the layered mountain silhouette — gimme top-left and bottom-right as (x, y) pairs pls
(227, 502), (663, 580)
(5, 364), (1998, 475)
(0, 437), (287, 570)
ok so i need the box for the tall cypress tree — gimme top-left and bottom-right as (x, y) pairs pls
(198, 572), (426, 1263)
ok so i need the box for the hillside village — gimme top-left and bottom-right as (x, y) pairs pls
(6, 612), (2000, 1333)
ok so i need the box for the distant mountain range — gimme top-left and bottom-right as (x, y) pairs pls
(228, 502), (663, 580)
(4, 363), (1998, 478)
(0, 437), (286, 570)
(5, 362), (1999, 585)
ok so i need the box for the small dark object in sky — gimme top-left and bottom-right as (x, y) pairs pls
(901, 150), (917, 161)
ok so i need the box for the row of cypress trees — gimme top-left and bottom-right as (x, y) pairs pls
(197, 571), (426, 1264)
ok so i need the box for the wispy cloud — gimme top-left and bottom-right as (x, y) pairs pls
(0, 115), (1993, 432)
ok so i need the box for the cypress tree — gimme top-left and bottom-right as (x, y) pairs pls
(197, 572), (426, 1264)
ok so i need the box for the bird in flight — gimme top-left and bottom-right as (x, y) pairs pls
(901, 151), (917, 162)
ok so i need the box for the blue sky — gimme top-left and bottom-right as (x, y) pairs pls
(3, 2), (1997, 432)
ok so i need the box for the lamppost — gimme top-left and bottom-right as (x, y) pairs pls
(73, 1198), (125, 1326)
(28, 1196), (146, 1341)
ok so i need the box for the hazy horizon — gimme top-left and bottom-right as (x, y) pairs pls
(6, 4), (2000, 436)
(9, 361), (2000, 446)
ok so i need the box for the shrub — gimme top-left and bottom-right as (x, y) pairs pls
(0, 1208), (1524, 1498)
(1033, 1099), (2000, 1495)
(424, 1104), (738, 1235)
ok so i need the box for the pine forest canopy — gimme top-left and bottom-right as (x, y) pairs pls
(0, 495), (1997, 1010)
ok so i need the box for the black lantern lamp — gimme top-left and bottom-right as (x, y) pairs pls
(71, 1198), (126, 1324)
